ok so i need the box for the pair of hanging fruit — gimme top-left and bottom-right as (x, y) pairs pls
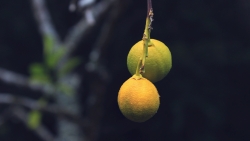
(118, 0), (172, 122)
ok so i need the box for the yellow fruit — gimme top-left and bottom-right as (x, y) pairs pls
(118, 75), (160, 122)
(127, 39), (172, 82)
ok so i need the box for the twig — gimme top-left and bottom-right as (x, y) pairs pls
(63, 0), (115, 61)
(0, 68), (55, 95)
(85, 0), (126, 82)
(85, 1), (121, 82)
(30, 0), (61, 46)
(69, 0), (96, 12)
(12, 107), (55, 141)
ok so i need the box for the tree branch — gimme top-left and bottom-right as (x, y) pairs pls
(63, 0), (116, 61)
(28, 0), (118, 141)
(85, 0), (124, 82)
(0, 93), (86, 127)
(30, 0), (61, 45)
(11, 107), (55, 141)
(0, 68), (55, 95)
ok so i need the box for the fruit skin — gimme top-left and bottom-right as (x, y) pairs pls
(118, 75), (160, 122)
(127, 39), (172, 82)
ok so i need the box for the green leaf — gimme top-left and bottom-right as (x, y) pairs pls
(57, 83), (74, 95)
(46, 47), (66, 69)
(43, 35), (54, 69)
(29, 63), (45, 75)
(38, 98), (48, 107)
(59, 57), (81, 77)
(29, 63), (51, 83)
(27, 110), (42, 129)
(43, 35), (54, 58)
(43, 35), (67, 70)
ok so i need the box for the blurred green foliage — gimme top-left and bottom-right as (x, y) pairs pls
(29, 35), (80, 95)
(27, 110), (42, 129)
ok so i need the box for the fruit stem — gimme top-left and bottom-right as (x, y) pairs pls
(135, 57), (142, 76)
(136, 0), (154, 75)
(146, 0), (154, 47)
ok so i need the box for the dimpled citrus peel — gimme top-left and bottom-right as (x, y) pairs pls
(127, 39), (172, 83)
(118, 74), (160, 122)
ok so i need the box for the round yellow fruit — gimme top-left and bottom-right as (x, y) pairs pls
(127, 39), (172, 82)
(118, 75), (160, 122)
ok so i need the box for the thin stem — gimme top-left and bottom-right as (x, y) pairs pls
(135, 0), (154, 75)
(135, 57), (142, 76)
(147, 0), (152, 16)
(147, 0), (154, 47)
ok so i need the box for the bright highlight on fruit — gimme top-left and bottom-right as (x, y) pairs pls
(127, 39), (172, 82)
(118, 75), (160, 122)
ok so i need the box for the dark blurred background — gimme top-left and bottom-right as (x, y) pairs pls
(0, 0), (250, 141)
